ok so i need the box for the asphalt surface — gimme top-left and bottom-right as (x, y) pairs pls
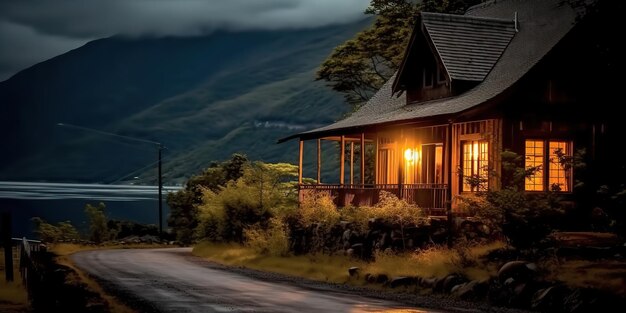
(71, 248), (439, 313)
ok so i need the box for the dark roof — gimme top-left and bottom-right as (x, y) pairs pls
(421, 12), (516, 81)
(279, 0), (582, 143)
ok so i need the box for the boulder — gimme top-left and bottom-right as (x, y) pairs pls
(348, 267), (359, 277)
(442, 274), (468, 293)
(531, 285), (568, 311)
(389, 276), (414, 288)
(498, 260), (536, 283)
(419, 277), (438, 288)
(452, 280), (489, 300)
(376, 274), (389, 284)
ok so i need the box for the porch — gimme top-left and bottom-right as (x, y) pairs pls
(299, 183), (448, 216)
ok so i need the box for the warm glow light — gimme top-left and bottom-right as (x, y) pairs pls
(404, 148), (413, 161)
(404, 148), (419, 165)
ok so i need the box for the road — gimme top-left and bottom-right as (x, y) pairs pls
(71, 248), (437, 313)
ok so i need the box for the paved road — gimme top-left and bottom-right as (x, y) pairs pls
(71, 248), (437, 313)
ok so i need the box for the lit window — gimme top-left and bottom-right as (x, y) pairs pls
(524, 139), (572, 192)
(462, 141), (489, 192)
(525, 140), (544, 191)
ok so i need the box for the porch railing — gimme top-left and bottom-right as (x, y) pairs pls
(299, 183), (448, 216)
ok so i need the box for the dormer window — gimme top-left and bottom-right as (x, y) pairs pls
(423, 67), (434, 88)
(437, 67), (446, 84)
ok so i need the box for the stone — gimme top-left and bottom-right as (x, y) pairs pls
(376, 274), (389, 284)
(419, 277), (438, 288)
(531, 286), (567, 311)
(348, 267), (359, 277)
(442, 274), (468, 293)
(498, 260), (535, 282)
(452, 280), (489, 300)
(389, 276), (414, 288)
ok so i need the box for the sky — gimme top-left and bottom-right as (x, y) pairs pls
(0, 0), (370, 81)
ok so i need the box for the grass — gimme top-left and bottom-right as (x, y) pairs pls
(0, 249), (29, 313)
(543, 259), (626, 297)
(192, 241), (505, 286)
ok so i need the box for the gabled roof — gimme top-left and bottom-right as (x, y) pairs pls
(279, 0), (583, 143)
(421, 12), (517, 82)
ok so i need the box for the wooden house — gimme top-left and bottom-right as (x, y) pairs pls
(280, 0), (623, 215)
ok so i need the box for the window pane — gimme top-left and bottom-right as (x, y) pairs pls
(461, 140), (489, 192)
(525, 140), (544, 191)
(549, 141), (571, 192)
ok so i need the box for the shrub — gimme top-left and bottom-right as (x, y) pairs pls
(244, 217), (290, 257)
(299, 192), (341, 228)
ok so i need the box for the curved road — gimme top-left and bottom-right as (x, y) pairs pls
(71, 248), (436, 313)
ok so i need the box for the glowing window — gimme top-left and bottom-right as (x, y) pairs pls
(524, 139), (572, 192)
(525, 140), (544, 191)
(462, 140), (489, 192)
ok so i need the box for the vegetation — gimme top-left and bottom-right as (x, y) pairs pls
(167, 154), (248, 244)
(317, 0), (481, 110)
(31, 217), (81, 243)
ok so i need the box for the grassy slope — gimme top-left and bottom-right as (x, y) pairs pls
(0, 20), (369, 184)
(0, 249), (29, 313)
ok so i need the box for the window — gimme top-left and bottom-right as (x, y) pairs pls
(423, 67), (433, 87)
(524, 139), (572, 192)
(461, 140), (489, 192)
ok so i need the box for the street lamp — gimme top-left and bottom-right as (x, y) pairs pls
(56, 123), (165, 240)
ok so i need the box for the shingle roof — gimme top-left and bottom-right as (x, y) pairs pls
(421, 12), (517, 81)
(279, 0), (582, 143)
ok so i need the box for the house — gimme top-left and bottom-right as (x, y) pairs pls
(279, 0), (623, 215)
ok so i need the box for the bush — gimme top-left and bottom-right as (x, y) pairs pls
(244, 217), (290, 257)
(299, 192), (341, 228)
(31, 218), (80, 243)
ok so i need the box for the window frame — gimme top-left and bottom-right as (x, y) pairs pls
(460, 140), (489, 192)
(524, 139), (573, 193)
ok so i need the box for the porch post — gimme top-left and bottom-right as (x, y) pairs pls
(340, 135), (345, 185)
(350, 142), (354, 185)
(317, 139), (321, 183)
(298, 139), (303, 184)
(446, 121), (454, 247)
(374, 134), (379, 183)
(360, 133), (365, 185)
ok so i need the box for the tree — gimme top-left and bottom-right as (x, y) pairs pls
(196, 161), (299, 243)
(317, 0), (481, 111)
(85, 202), (109, 244)
(31, 217), (80, 243)
(167, 154), (248, 244)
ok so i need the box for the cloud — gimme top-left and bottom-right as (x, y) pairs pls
(1, 0), (370, 37)
(0, 21), (86, 81)
(0, 0), (370, 81)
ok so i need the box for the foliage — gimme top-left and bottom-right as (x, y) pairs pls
(84, 202), (109, 244)
(31, 217), (80, 243)
(107, 220), (159, 240)
(298, 192), (341, 229)
(243, 217), (290, 257)
(167, 154), (248, 244)
(196, 161), (299, 242)
(459, 150), (564, 248)
(317, 0), (481, 110)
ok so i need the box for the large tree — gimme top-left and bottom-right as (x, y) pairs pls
(317, 0), (481, 111)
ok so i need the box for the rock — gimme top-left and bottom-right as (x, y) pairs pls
(531, 286), (567, 311)
(348, 267), (359, 277)
(389, 276), (414, 288)
(442, 274), (468, 293)
(452, 280), (489, 300)
(376, 274), (389, 284)
(504, 277), (516, 286)
(345, 248), (354, 257)
(498, 260), (536, 282)
(364, 273), (376, 284)
(419, 277), (438, 288)
(433, 277), (446, 293)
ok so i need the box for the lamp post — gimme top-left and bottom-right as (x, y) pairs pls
(56, 123), (165, 240)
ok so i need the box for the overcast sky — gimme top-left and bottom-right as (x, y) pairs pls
(0, 0), (370, 81)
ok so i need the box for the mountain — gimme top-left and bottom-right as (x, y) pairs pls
(0, 19), (371, 185)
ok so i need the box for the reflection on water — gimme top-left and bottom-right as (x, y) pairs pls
(0, 181), (182, 237)
(0, 181), (181, 201)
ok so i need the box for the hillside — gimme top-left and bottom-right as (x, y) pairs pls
(0, 19), (371, 185)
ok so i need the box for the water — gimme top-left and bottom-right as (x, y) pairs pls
(0, 181), (182, 238)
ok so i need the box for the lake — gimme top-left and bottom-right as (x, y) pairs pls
(0, 181), (181, 238)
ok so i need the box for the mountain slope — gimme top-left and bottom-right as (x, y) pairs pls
(0, 19), (370, 184)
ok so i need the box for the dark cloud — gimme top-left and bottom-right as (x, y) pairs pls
(0, 0), (370, 80)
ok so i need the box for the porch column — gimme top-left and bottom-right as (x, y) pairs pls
(360, 133), (365, 185)
(298, 139), (303, 184)
(374, 134), (379, 184)
(317, 139), (321, 183)
(446, 121), (453, 247)
(350, 142), (354, 185)
(340, 135), (345, 185)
